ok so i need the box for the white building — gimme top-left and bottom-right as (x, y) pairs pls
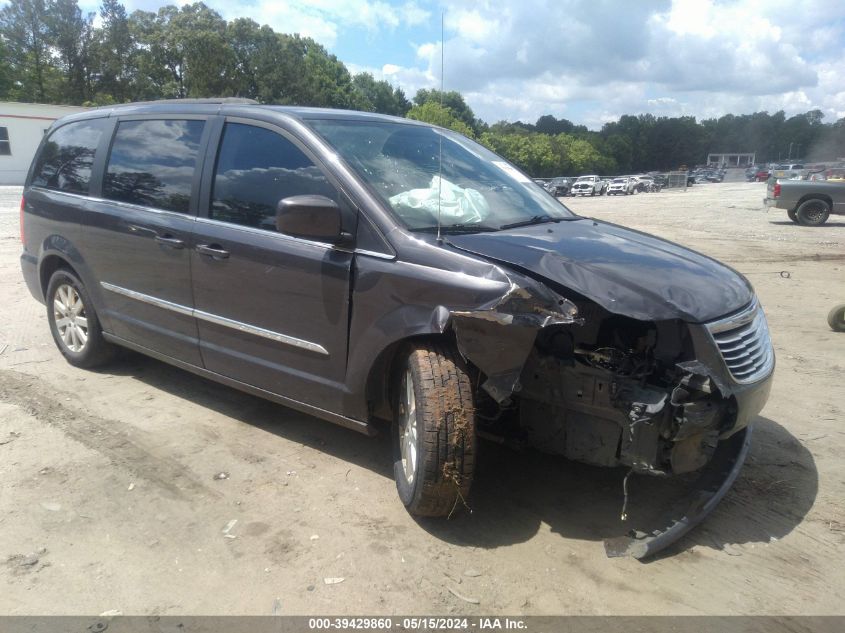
(706, 152), (756, 168)
(0, 102), (90, 185)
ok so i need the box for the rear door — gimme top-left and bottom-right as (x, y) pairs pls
(190, 118), (355, 410)
(80, 116), (211, 365)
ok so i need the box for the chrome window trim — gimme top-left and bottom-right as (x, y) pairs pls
(355, 248), (395, 260)
(100, 281), (329, 356)
(193, 216), (352, 253)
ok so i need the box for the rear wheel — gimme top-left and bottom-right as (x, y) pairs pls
(392, 342), (476, 517)
(46, 269), (115, 368)
(795, 198), (830, 226)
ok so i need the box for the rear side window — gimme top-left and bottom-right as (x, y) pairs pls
(104, 119), (205, 213)
(211, 123), (337, 231)
(31, 119), (104, 193)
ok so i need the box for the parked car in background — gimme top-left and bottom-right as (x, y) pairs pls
(765, 178), (845, 225)
(546, 176), (575, 197)
(571, 175), (606, 196)
(755, 168), (770, 182)
(607, 177), (637, 195)
(771, 164), (805, 180)
(634, 175), (657, 192)
(824, 168), (845, 182)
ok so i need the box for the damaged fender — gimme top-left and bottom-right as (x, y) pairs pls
(450, 277), (581, 403)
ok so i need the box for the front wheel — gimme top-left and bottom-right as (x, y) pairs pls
(795, 199), (830, 226)
(393, 342), (476, 517)
(828, 304), (845, 332)
(46, 268), (115, 368)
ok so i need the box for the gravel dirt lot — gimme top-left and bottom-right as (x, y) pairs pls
(1, 181), (843, 615)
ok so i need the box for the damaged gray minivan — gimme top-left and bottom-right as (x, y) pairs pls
(20, 100), (773, 558)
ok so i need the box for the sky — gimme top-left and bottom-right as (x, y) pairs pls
(70, 0), (845, 129)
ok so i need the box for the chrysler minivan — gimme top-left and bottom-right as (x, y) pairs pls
(20, 99), (773, 558)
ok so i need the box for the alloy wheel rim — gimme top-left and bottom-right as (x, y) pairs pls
(53, 283), (88, 353)
(398, 369), (418, 484)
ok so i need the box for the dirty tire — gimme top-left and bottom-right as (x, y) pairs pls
(828, 304), (845, 332)
(392, 341), (476, 517)
(787, 209), (798, 223)
(795, 198), (830, 226)
(46, 268), (115, 368)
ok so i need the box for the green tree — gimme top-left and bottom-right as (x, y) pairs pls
(0, 39), (13, 98)
(0, 0), (53, 101)
(96, 0), (133, 102)
(46, 0), (95, 103)
(412, 89), (479, 134)
(351, 72), (410, 116)
(406, 101), (475, 137)
(171, 2), (235, 97)
(480, 131), (558, 176)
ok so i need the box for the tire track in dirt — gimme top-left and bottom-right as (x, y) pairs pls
(0, 368), (219, 502)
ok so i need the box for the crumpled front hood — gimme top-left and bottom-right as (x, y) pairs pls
(446, 218), (753, 323)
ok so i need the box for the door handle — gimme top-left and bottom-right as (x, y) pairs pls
(154, 234), (185, 249)
(196, 243), (230, 260)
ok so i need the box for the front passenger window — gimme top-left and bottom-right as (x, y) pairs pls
(211, 123), (338, 232)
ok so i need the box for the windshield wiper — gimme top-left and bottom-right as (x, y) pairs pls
(499, 215), (566, 230)
(409, 224), (499, 234)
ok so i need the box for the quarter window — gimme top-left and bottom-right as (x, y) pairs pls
(31, 120), (105, 193)
(211, 123), (337, 231)
(0, 127), (10, 155)
(104, 119), (205, 213)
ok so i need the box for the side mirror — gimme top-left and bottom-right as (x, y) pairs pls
(275, 195), (348, 245)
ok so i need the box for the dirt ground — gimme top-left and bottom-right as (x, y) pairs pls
(0, 180), (843, 616)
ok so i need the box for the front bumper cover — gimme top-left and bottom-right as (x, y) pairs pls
(605, 424), (752, 559)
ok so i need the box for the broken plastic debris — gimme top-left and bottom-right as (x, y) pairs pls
(323, 577), (345, 585)
(127, 483), (135, 491)
(447, 586), (480, 604)
(222, 519), (238, 535)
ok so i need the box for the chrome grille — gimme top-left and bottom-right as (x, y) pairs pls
(706, 299), (774, 383)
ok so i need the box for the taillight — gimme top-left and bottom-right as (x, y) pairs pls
(19, 196), (25, 244)
(773, 183), (781, 198)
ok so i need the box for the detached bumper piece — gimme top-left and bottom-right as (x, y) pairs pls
(604, 425), (752, 560)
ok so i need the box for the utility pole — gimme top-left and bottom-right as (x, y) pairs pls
(788, 142), (794, 160)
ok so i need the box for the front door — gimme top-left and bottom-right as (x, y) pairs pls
(81, 117), (209, 365)
(190, 120), (354, 410)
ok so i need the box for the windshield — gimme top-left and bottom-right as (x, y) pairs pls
(612, 178), (627, 183)
(307, 119), (575, 232)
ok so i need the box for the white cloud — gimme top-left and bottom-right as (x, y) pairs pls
(216, 0), (430, 48)
(374, 0), (845, 127)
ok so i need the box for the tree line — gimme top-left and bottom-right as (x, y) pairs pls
(2, 0), (844, 176)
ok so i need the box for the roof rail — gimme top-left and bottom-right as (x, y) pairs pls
(119, 98), (259, 106)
